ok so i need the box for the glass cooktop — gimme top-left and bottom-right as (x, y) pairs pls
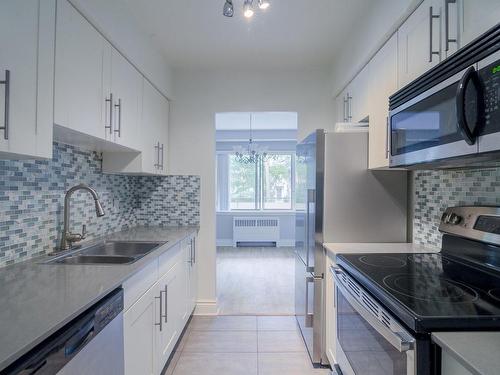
(336, 252), (500, 332)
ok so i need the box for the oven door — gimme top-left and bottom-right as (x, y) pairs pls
(389, 67), (480, 167)
(333, 267), (416, 375)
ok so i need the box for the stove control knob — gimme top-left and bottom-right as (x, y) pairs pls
(448, 213), (462, 225)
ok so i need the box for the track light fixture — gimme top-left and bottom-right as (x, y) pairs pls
(258, 0), (270, 9)
(243, 0), (254, 18)
(223, 0), (234, 17)
(222, 0), (269, 18)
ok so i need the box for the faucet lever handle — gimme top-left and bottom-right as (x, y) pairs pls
(81, 224), (87, 240)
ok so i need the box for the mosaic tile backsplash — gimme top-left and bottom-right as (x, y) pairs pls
(413, 167), (500, 248)
(0, 142), (200, 266)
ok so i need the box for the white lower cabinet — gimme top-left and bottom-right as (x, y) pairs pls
(124, 284), (158, 375)
(123, 235), (198, 375)
(157, 261), (182, 370)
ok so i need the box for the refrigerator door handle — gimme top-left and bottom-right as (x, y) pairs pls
(305, 276), (314, 327)
(305, 189), (316, 272)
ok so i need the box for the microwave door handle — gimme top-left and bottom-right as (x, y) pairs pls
(333, 270), (415, 353)
(456, 66), (482, 145)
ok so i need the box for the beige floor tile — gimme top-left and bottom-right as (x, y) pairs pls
(173, 352), (258, 375)
(258, 315), (297, 331)
(183, 330), (257, 353)
(258, 352), (331, 375)
(258, 330), (305, 352)
(190, 315), (257, 331)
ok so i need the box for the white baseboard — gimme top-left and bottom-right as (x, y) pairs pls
(217, 239), (295, 247)
(216, 239), (233, 247)
(278, 239), (295, 247)
(194, 299), (218, 315)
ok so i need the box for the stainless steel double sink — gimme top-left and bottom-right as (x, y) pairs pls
(43, 240), (166, 265)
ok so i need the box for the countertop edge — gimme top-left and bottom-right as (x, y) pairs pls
(432, 332), (500, 375)
(0, 225), (199, 372)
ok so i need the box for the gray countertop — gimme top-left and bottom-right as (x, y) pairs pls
(433, 332), (500, 375)
(0, 225), (198, 371)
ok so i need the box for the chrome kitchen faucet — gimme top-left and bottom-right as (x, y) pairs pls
(60, 184), (105, 251)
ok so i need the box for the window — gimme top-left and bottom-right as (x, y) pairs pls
(262, 154), (292, 210)
(218, 152), (295, 211)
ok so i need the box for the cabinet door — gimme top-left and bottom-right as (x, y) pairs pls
(124, 284), (158, 375)
(54, 0), (105, 139)
(157, 261), (182, 371)
(110, 48), (142, 150)
(0, 0), (55, 159)
(368, 34), (398, 169)
(398, 0), (442, 88)
(141, 79), (162, 174)
(460, 0), (500, 46)
(349, 65), (370, 123)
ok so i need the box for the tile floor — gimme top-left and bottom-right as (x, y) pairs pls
(164, 315), (331, 375)
(217, 247), (295, 315)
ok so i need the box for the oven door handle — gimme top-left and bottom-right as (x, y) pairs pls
(333, 268), (415, 353)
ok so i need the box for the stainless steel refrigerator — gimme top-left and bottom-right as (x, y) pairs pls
(295, 129), (408, 366)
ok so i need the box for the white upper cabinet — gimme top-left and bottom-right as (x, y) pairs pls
(348, 64), (371, 123)
(398, 0), (443, 88)
(368, 34), (398, 169)
(54, 0), (106, 140)
(460, 0), (500, 46)
(0, 0), (55, 159)
(102, 46), (142, 150)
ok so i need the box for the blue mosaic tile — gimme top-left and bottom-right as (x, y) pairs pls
(0, 142), (200, 266)
(413, 167), (500, 249)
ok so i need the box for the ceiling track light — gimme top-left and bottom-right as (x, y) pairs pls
(258, 0), (270, 9)
(223, 0), (234, 17)
(222, 0), (269, 18)
(243, 0), (254, 18)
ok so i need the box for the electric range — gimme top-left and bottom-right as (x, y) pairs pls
(332, 206), (500, 375)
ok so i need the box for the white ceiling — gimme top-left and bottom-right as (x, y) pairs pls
(216, 112), (298, 130)
(118, 0), (378, 70)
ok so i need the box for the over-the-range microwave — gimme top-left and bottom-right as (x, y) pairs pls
(389, 24), (500, 168)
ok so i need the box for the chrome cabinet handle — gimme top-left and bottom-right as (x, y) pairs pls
(429, 6), (441, 62)
(0, 70), (10, 140)
(305, 189), (315, 272)
(193, 237), (196, 264)
(163, 285), (168, 323)
(305, 276), (314, 327)
(160, 143), (164, 170)
(105, 93), (113, 134)
(445, 0), (457, 52)
(155, 291), (164, 331)
(154, 142), (160, 169)
(114, 98), (121, 137)
(347, 93), (352, 121)
(343, 97), (348, 122)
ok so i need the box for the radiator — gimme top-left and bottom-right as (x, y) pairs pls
(233, 217), (280, 247)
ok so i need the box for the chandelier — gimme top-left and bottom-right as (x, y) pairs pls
(223, 0), (270, 18)
(233, 114), (268, 164)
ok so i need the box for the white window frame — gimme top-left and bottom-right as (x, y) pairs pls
(216, 150), (296, 213)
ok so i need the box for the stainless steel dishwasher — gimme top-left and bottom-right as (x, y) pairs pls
(3, 288), (124, 375)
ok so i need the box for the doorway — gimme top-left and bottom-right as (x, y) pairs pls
(215, 112), (298, 315)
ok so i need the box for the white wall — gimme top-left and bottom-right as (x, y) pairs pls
(330, 0), (419, 97)
(168, 67), (335, 313)
(69, 0), (174, 98)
